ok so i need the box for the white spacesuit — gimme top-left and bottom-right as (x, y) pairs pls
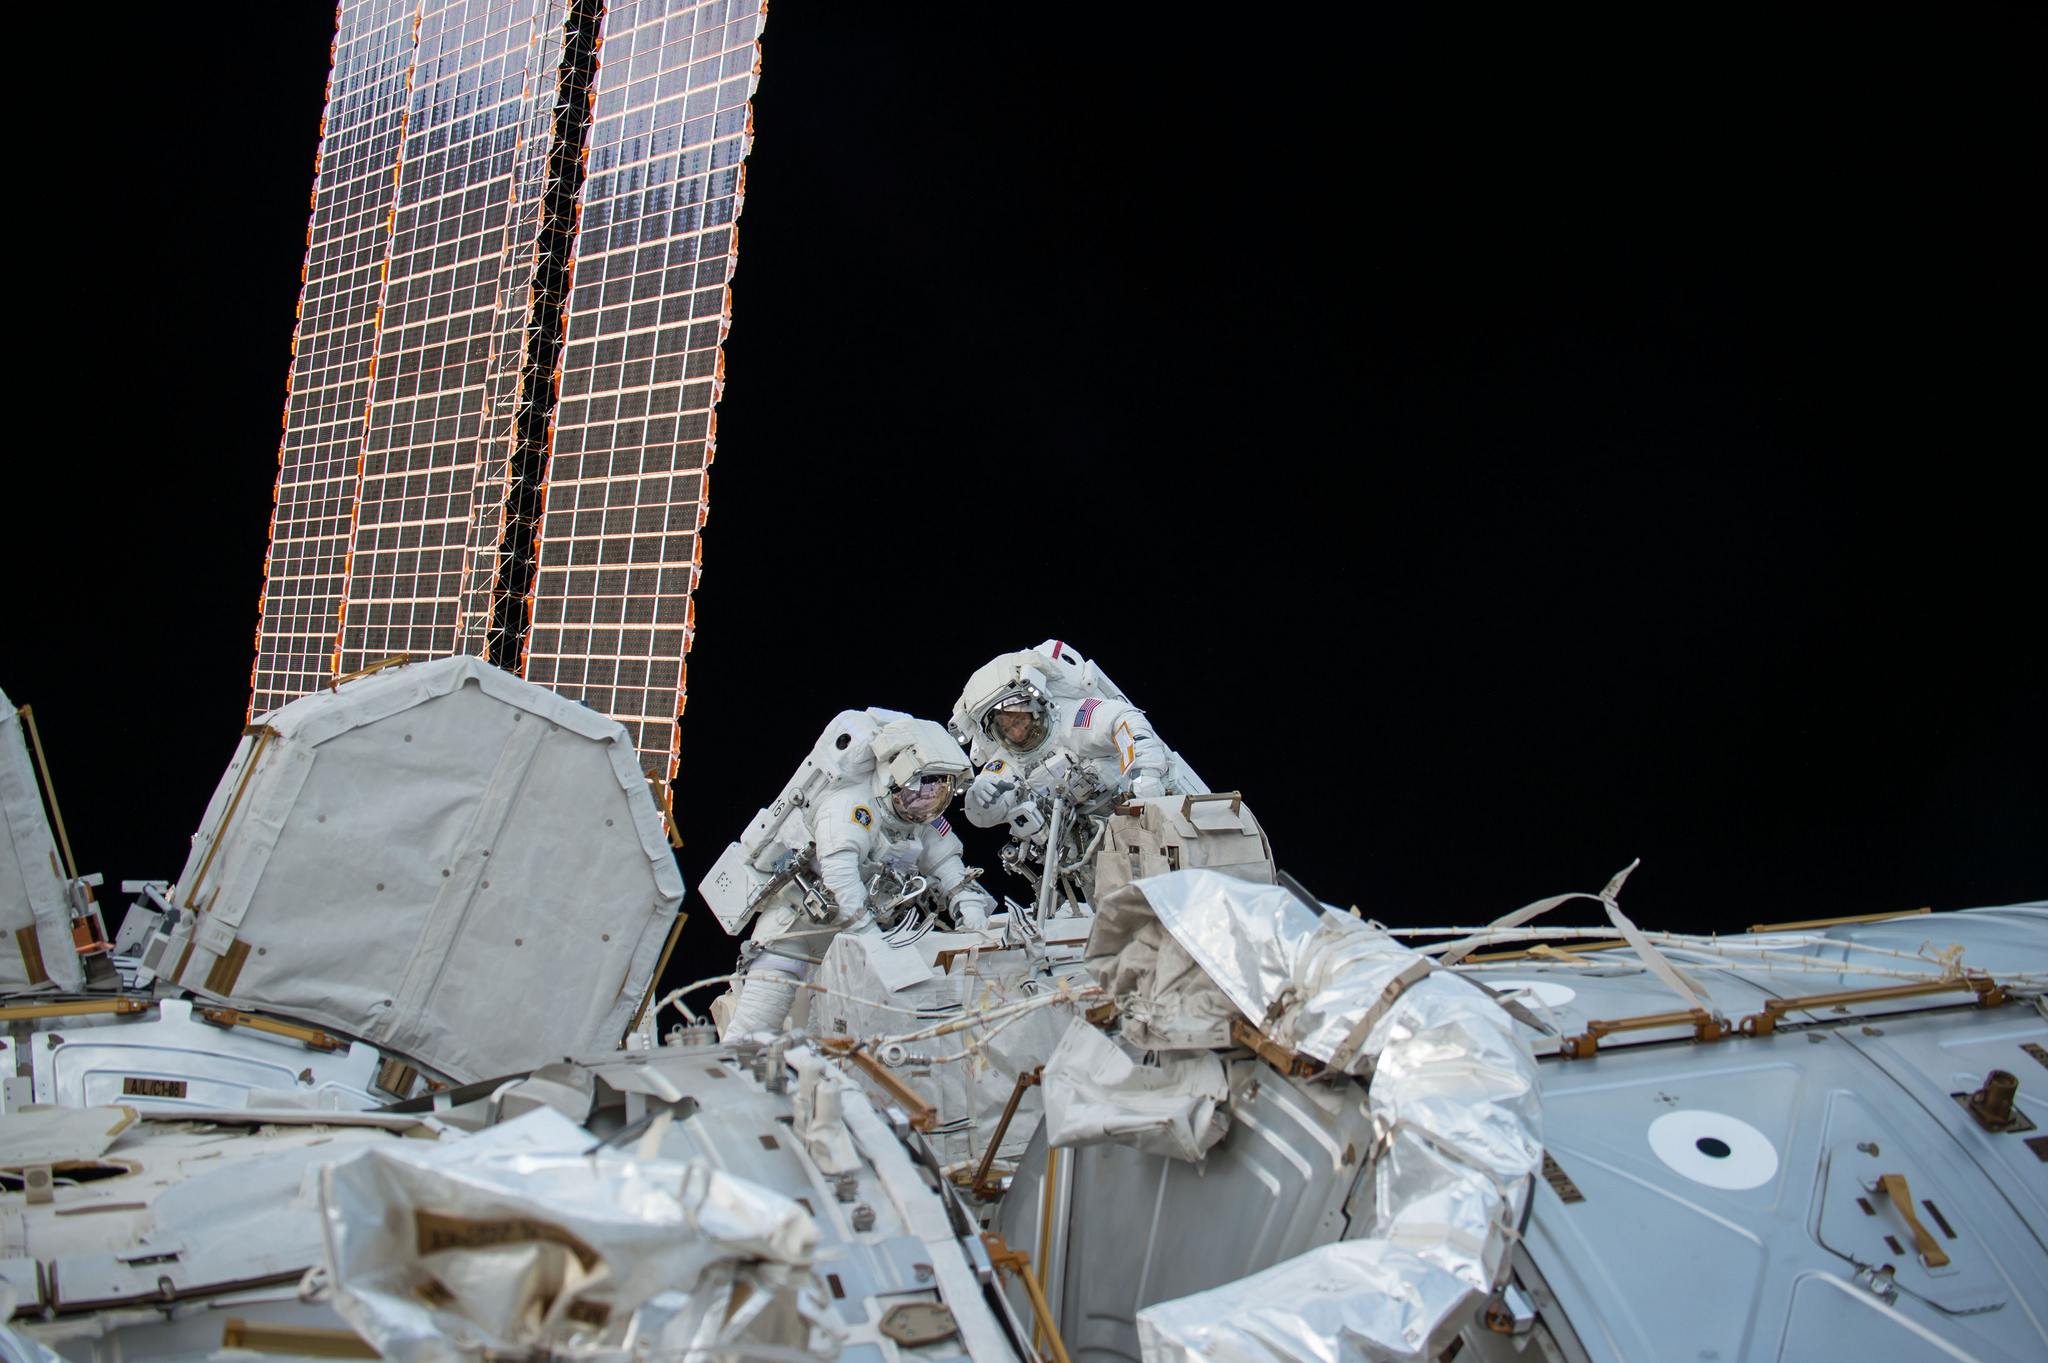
(953, 640), (1201, 831)
(951, 642), (1206, 917)
(705, 712), (996, 1038)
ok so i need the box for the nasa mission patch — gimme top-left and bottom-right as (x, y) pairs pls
(986, 759), (1005, 773)
(851, 806), (874, 828)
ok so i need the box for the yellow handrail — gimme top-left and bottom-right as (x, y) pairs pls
(16, 705), (77, 879)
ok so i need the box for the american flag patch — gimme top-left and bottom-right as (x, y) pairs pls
(1074, 698), (1103, 728)
(933, 816), (952, 836)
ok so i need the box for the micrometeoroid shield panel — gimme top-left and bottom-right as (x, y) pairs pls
(521, 0), (768, 783)
(172, 657), (684, 1084)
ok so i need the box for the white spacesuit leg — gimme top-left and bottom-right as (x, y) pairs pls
(726, 954), (806, 1038)
(723, 846), (873, 1040)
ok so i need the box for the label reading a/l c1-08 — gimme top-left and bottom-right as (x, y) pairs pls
(122, 1077), (188, 1098)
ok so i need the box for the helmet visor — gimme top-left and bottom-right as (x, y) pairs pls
(891, 774), (956, 823)
(983, 693), (1051, 754)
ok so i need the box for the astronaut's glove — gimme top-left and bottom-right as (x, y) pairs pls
(964, 771), (1019, 828)
(1131, 774), (1165, 800)
(951, 888), (994, 932)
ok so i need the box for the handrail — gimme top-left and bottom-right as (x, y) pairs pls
(1462, 939), (1629, 964)
(1738, 976), (2003, 1036)
(1748, 907), (1930, 933)
(16, 705), (77, 879)
(1180, 791), (1243, 820)
(197, 1007), (350, 1052)
(982, 1232), (1075, 1363)
(970, 1067), (1042, 1198)
(1560, 1008), (1729, 1059)
(328, 653), (411, 690)
(820, 1036), (938, 1132)
(182, 724), (281, 910)
(0, 998), (150, 1021)
(1556, 973), (2009, 1057)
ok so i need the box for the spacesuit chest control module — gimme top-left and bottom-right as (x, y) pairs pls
(699, 709), (995, 1038)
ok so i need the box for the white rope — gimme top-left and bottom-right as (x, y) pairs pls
(870, 981), (1099, 1048)
(650, 974), (742, 1027)
(1404, 923), (1988, 969)
(1418, 927), (2046, 989)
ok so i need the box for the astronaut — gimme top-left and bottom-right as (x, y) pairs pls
(711, 713), (997, 1038)
(951, 642), (1205, 913)
(954, 641), (1196, 829)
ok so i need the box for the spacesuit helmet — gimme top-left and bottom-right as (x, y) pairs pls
(982, 688), (1052, 755)
(870, 717), (972, 825)
(889, 772), (957, 824)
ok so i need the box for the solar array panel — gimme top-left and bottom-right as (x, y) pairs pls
(253, 0), (420, 714)
(255, 0), (763, 790)
(522, 0), (765, 779)
(338, 0), (574, 675)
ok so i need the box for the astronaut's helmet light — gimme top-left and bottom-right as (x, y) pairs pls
(983, 687), (1052, 755)
(891, 772), (957, 824)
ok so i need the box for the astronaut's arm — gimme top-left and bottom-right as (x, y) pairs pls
(1098, 703), (1172, 796)
(963, 768), (1022, 828)
(815, 848), (867, 911)
(922, 831), (995, 929)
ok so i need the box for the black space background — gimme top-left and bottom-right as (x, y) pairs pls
(4, 7), (2041, 1000)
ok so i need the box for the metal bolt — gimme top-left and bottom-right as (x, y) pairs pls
(1968, 1069), (2020, 1128)
(833, 1172), (859, 1203)
(850, 1203), (876, 1232)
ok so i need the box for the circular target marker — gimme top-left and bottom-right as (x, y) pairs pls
(1648, 1110), (1780, 1190)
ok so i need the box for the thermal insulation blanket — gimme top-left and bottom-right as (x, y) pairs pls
(321, 1109), (838, 1362)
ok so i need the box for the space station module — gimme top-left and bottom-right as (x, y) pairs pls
(699, 709), (994, 1037)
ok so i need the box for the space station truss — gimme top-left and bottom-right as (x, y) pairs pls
(253, 0), (765, 786)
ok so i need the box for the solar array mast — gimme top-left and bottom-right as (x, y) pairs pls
(253, 0), (763, 790)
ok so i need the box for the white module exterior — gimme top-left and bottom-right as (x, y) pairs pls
(156, 657), (684, 1083)
(0, 688), (82, 993)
